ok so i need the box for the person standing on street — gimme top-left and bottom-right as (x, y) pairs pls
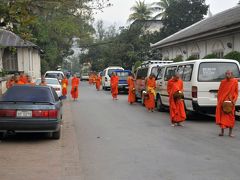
(39, 76), (47, 86)
(127, 73), (136, 104)
(110, 72), (119, 100)
(167, 72), (186, 127)
(14, 74), (25, 85)
(95, 74), (102, 91)
(145, 74), (156, 112)
(71, 74), (80, 101)
(25, 75), (35, 85)
(216, 70), (238, 137)
(62, 75), (68, 97)
(6, 76), (15, 89)
(19, 72), (27, 84)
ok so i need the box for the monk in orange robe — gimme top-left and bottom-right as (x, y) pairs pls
(71, 74), (80, 100)
(127, 74), (136, 104)
(39, 76), (47, 86)
(14, 75), (25, 85)
(19, 72), (27, 84)
(110, 72), (119, 100)
(62, 76), (68, 97)
(89, 74), (93, 85)
(167, 72), (186, 126)
(95, 74), (101, 91)
(145, 74), (156, 112)
(6, 76), (15, 89)
(216, 70), (238, 137)
(25, 75), (35, 85)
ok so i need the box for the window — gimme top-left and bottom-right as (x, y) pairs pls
(183, 64), (193, 81)
(177, 65), (184, 79)
(136, 68), (148, 79)
(198, 62), (240, 82)
(151, 67), (159, 77)
(108, 69), (122, 76)
(156, 67), (164, 80)
(164, 66), (177, 81)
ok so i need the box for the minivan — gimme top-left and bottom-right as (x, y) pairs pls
(102, 66), (124, 90)
(155, 59), (240, 116)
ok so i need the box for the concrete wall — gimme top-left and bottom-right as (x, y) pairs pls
(160, 32), (240, 60)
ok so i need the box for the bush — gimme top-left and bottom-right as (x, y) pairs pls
(186, 55), (198, 61)
(224, 51), (240, 62)
(203, 54), (217, 59)
(173, 55), (183, 62)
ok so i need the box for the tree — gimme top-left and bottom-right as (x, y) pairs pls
(161, 0), (208, 36)
(151, 0), (174, 19)
(224, 51), (240, 62)
(128, 0), (152, 22)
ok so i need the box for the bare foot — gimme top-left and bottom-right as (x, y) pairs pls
(229, 134), (235, 138)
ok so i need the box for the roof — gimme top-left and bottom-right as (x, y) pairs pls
(151, 5), (240, 49)
(0, 28), (39, 49)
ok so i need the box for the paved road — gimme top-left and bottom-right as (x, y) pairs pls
(71, 82), (240, 180)
(1, 82), (240, 180)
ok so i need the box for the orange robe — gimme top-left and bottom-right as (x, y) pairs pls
(167, 78), (186, 123)
(6, 80), (14, 89)
(216, 78), (238, 128)
(19, 75), (27, 84)
(127, 77), (136, 103)
(71, 77), (80, 99)
(62, 78), (68, 96)
(96, 76), (101, 91)
(145, 78), (156, 110)
(110, 75), (119, 98)
(16, 80), (25, 85)
(89, 75), (93, 85)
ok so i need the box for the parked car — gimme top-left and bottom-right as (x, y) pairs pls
(135, 60), (172, 102)
(75, 72), (81, 78)
(114, 69), (131, 93)
(102, 66), (124, 90)
(81, 72), (89, 81)
(0, 85), (63, 139)
(155, 59), (240, 116)
(44, 71), (64, 83)
(35, 78), (62, 97)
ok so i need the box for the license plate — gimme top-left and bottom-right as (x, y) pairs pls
(17, 111), (32, 118)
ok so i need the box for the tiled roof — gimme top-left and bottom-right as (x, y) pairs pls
(0, 28), (38, 48)
(151, 5), (240, 48)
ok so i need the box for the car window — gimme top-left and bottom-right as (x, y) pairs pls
(45, 79), (60, 85)
(46, 73), (63, 79)
(164, 66), (177, 81)
(136, 68), (148, 79)
(156, 67), (164, 80)
(51, 87), (60, 102)
(177, 65), (184, 79)
(198, 62), (240, 82)
(183, 64), (193, 81)
(151, 67), (159, 77)
(108, 69), (122, 76)
(1, 86), (54, 103)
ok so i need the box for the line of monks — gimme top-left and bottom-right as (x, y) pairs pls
(90, 70), (238, 137)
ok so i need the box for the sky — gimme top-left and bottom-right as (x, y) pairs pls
(94, 0), (239, 27)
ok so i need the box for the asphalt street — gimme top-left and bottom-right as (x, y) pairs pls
(70, 82), (240, 180)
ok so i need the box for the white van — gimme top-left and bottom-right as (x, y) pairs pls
(44, 71), (65, 83)
(102, 66), (124, 90)
(135, 60), (172, 101)
(155, 59), (240, 116)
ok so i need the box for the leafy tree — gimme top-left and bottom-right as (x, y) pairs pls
(128, 1), (152, 22)
(151, 0), (174, 19)
(224, 51), (240, 62)
(203, 54), (218, 59)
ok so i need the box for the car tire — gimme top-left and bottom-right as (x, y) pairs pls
(156, 95), (166, 112)
(52, 127), (61, 140)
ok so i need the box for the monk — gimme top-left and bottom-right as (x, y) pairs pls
(95, 74), (101, 91)
(127, 74), (136, 104)
(167, 72), (186, 127)
(39, 76), (47, 86)
(6, 76), (15, 89)
(62, 75), (68, 97)
(89, 73), (93, 85)
(216, 70), (238, 137)
(25, 75), (35, 85)
(71, 74), (80, 100)
(145, 74), (156, 112)
(19, 72), (27, 84)
(14, 74), (25, 85)
(110, 72), (119, 100)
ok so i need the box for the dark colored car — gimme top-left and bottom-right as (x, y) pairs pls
(115, 70), (132, 93)
(0, 85), (63, 139)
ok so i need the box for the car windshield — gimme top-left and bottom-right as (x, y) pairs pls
(108, 69), (122, 76)
(45, 73), (63, 79)
(0, 86), (54, 103)
(35, 79), (59, 85)
(116, 72), (129, 80)
(198, 62), (240, 82)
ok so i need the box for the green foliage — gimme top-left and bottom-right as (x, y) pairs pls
(224, 51), (240, 62)
(173, 55), (183, 62)
(133, 60), (142, 72)
(186, 55), (198, 61)
(128, 1), (153, 22)
(203, 54), (218, 59)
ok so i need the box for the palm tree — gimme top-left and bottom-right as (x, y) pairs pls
(128, 0), (152, 22)
(151, 0), (174, 20)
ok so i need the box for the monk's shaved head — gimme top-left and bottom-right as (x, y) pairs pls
(225, 70), (233, 79)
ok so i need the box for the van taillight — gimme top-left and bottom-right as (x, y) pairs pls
(192, 86), (198, 98)
(105, 77), (107, 82)
(0, 110), (16, 117)
(32, 110), (58, 118)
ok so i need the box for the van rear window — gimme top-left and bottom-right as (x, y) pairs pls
(198, 62), (240, 82)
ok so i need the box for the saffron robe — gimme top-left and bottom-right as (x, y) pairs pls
(167, 78), (186, 123)
(96, 76), (101, 91)
(71, 77), (80, 99)
(62, 78), (68, 96)
(127, 77), (136, 103)
(110, 75), (119, 98)
(216, 78), (238, 128)
(145, 77), (156, 110)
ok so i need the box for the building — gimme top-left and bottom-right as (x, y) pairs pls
(130, 20), (163, 34)
(150, 5), (240, 61)
(0, 28), (41, 79)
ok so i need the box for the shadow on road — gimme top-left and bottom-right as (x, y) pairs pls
(0, 133), (52, 143)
